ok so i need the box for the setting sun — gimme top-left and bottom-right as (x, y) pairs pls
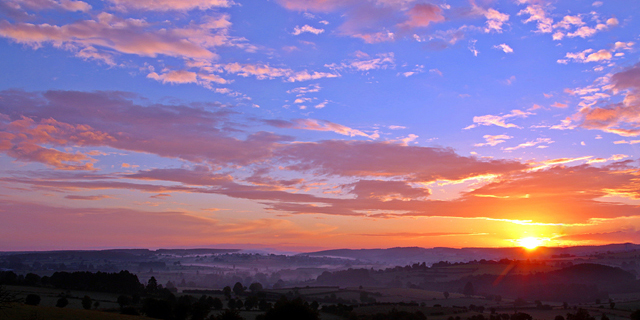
(518, 237), (543, 250)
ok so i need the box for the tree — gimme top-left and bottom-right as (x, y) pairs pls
(228, 298), (236, 310)
(117, 295), (132, 309)
(82, 295), (92, 310)
(213, 309), (245, 320)
(223, 286), (232, 300)
(444, 291), (450, 299)
(56, 297), (69, 308)
(260, 297), (319, 320)
(147, 277), (158, 293)
(567, 309), (596, 320)
(249, 282), (263, 293)
(25, 294), (41, 306)
(463, 282), (475, 296)
(212, 297), (223, 310)
(233, 282), (246, 296)
(245, 296), (259, 310)
(259, 299), (271, 311)
(554, 316), (565, 320)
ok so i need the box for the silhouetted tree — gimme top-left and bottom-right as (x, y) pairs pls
(567, 309), (595, 320)
(212, 297), (223, 310)
(249, 282), (263, 293)
(191, 295), (212, 320)
(82, 295), (92, 310)
(213, 309), (245, 320)
(117, 295), (132, 309)
(463, 282), (475, 296)
(25, 294), (40, 306)
(233, 282), (245, 296)
(510, 312), (532, 320)
(143, 298), (172, 319)
(259, 299), (271, 311)
(56, 297), (69, 308)
(260, 297), (319, 320)
(223, 286), (232, 300)
(147, 277), (159, 293)
(245, 296), (258, 310)
(554, 315), (565, 320)
(228, 298), (236, 310)
(444, 291), (450, 299)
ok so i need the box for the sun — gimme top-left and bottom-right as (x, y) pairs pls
(517, 237), (543, 250)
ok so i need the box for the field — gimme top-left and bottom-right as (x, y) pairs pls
(0, 304), (148, 320)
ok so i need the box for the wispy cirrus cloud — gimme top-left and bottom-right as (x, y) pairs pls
(502, 137), (553, 151)
(465, 110), (533, 129)
(325, 52), (395, 72)
(106, 0), (233, 11)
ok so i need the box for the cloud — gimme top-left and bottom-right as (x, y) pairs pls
(287, 84), (322, 95)
(278, 140), (526, 182)
(483, 8), (509, 33)
(276, 0), (444, 43)
(0, 90), (291, 166)
(215, 63), (338, 82)
(65, 194), (111, 200)
(3, 0), (91, 12)
(6, 89), (640, 230)
(106, 0), (232, 11)
(348, 179), (430, 201)
(567, 26), (597, 38)
(465, 110), (533, 129)
(554, 15), (584, 30)
(0, 13), (239, 63)
(397, 3), (444, 29)
(292, 25), (325, 35)
(325, 53), (394, 72)
(148, 70), (198, 84)
(493, 43), (513, 53)
(568, 63), (640, 137)
(518, 4), (552, 33)
(503, 138), (553, 151)
(475, 134), (512, 147)
(561, 48), (612, 64)
(265, 118), (378, 139)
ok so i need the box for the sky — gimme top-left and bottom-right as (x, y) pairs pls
(1, 0), (640, 252)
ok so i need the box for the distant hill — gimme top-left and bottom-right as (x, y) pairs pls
(300, 243), (640, 266)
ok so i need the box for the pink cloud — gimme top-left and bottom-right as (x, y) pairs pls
(397, 3), (444, 29)
(266, 118), (378, 139)
(107, 0), (232, 11)
(0, 13), (242, 67)
(575, 63), (640, 136)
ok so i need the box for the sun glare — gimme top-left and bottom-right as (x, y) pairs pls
(518, 237), (543, 250)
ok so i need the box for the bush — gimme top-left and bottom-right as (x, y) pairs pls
(56, 297), (69, 308)
(82, 295), (92, 310)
